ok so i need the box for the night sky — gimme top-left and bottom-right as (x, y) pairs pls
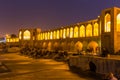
(0, 0), (120, 37)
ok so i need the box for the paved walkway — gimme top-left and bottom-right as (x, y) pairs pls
(0, 53), (101, 80)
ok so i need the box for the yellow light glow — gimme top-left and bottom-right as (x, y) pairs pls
(45, 32), (48, 40)
(80, 25), (85, 37)
(94, 23), (98, 36)
(117, 13), (120, 32)
(66, 28), (69, 37)
(86, 24), (92, 37)
(57, 30), (59, 39)
(74, 26), (78, 38)
(53, 31), (56, 39)
(70, 27), (73, 38)
(23, 30), (31, 40)
(63, 29), (66, 39)
(50, 32), (53, 39)
(19, 31), (22, 39)
(105, 13), (111, 32)
(60, 29), (62, 38)
(48, 32), (50, 40)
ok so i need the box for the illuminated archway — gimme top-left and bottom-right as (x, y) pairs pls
(19, 31), (22, 40)
(37, 34), (41, 40)
(75, 41), (83, 52)
(63, 29), (66, 38)
(74, 26), (78, 38)
(53, 42), (59, 50)
(45, 32), (48, 40)
(53, 31), (56, 39)
(60, 29), (63, 38)
(57, 30), (59, 39)
(47, 32), (50, 40)
(87, 41), (98, 53)
(70, 27), (73, 38)
(48, 42), (52, 50)
(66, 28), (69, 38)
(43, 42), (47, 49)
(86, 24), (92, 37)
(117, 13), (120, 32)
(105, 13), (111, 32)
(94, 23), (98, 36)
(80, 25), (85, 37)
(50, 32), (53, 39)
(23, 30), (30, 40)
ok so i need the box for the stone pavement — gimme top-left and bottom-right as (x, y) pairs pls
(0, 53), (102, 80)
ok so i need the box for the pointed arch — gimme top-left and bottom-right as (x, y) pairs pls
(117, 13), (120, 32)
(19, 31), (22, 40)
(94, 23), (99, 36)
(70, 27), (73, 38)
(86, 24), (92, 37)
(80, 25), (85, 37)
(23, 30), (30, 40)
(105, 13), (111, 32)
(74, 26), (78, 38)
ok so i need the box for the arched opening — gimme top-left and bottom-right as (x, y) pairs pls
(45, 32), (48, 40)
(75, 41), (83, 53)
(94, 23), (99, 36)
(70, 27), (73, 38)
(47, 32), (50, 40)
(19, 31), (22, 40)
(66, 28), (69, 38)
(56, 30), (59, 39)
(43, 42), (47, 49)
(74, 26), (78, 38)
(60, 29), (63, 38)
(87, 41), (99, 55)
(37, 34), (41, 40)
(50, 32), (53, 39)
(105, 13), (111, 32)
(48, 42), (52, 51)
(23, 30), (30, 40)
(53, 42), (59, 50)
(53, 31), (56, 39)
(63, 29), (66, 39)
(117, 13), (120, 32)
(89, 61), (96, 72)
(80, 25), (85, 37)
(86, 24), (92, 37)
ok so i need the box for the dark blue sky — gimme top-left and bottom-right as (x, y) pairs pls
(0, 0), (120, 37)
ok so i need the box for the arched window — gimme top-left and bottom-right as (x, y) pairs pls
(42, 33), (45, 40)
(63, 29), (66, 38)
(117, 13), (120, 32)
(19, 31), (22, 40)
(57, 30), (59, 39)
(40, 33), (42, 40)
(37, 34), (41, 40)
(105, 13), (111, 32)
(74, 26), (78, 38)
(53, 31), (56, 39)
(94, 23), (99, 36)
(80, 25), (85, 37)
(50, 32), (53, 39)
(45, 32), (48, 40)
(23, 30), (30, 40)
(60, 29), (63, 38)
(48, 32), (50, 40)
(86, 24), (92, 37)
(66, 28), (69, 38)
(70, 27), (73, 38)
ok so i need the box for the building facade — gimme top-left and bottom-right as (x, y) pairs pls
(6, 7), (120, 54)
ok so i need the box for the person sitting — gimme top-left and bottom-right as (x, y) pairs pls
(107, 72), (118, 80)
